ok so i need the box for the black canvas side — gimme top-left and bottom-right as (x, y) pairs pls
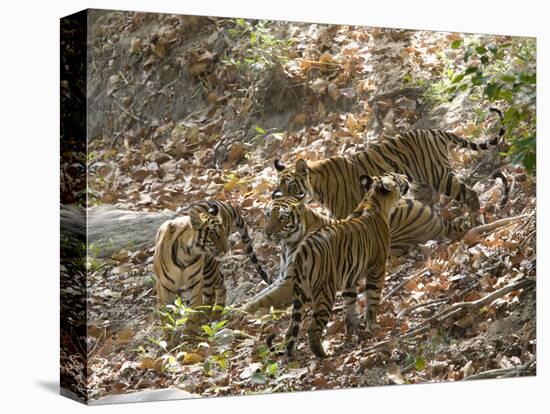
(60, 8), (88, 405)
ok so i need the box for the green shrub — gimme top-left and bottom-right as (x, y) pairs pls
(445, 37), (536, 173)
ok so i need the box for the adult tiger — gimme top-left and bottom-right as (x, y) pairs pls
(270, 173), (409, 358)
(243, 191), (466, 314)
(275, 108), (505, 224)
(153, 200), (269, 331)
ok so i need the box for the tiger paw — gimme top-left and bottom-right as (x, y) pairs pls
(308, 333), (328, 359)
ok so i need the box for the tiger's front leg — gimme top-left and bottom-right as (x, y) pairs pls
(363, 264), (386, 336)
(284, 299), (304, 357)
(307, 289), (336, 358)
(283, 280), (308, 357)
(183, 270), (204, 336)
(202, 256), (225, 320)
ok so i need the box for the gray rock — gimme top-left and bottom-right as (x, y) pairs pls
(413, 94), (473, 130)
(60, 204), (86, 258)
(88, 205), (175, 257)
(89, 388), (198, 405)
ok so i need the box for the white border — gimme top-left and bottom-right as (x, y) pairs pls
(0, 1), (546, 413)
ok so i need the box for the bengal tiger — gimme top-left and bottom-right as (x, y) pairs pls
(243, 190), (467, 314)
(274, 108), (505, 225)
(153, 200), (269, 331)
(270, 172), (409, 358)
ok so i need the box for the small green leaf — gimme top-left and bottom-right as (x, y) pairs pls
(215, 320), (228, 330)
(446, 85), (457, 94)
(255, 126), (266, 135)
(484, 82), (502, 100)
(471, 74), (487, 86)
(415, 356), (426, 371)
(501, 75), (516, 83)
(202, 325), (215, 337)
(451, 39), (463, 49)
(267, 362), (279, 377)
(256, 344), (269, 358)
(496, 89), (513, 103)
(465, 66), (479, 75)
(452, 73), (465, 84)
(476, 45), (487, 54)
(520, 73), (536, 84)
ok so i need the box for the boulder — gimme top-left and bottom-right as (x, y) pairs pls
(87, 205), (175, 257)
(89, 388), (198, 405)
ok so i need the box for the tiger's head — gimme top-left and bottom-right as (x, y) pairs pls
(189, 201), (229, 256)
(274, 159), (312, 200)
(264, 190), (305, 244)
(358, 172), (409, 216)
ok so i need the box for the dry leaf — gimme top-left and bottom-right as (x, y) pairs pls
(139, 356), (156, 370)
(116, 327), (135, 345)
(183, 352), (204, 364)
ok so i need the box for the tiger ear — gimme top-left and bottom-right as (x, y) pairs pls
(359, 175), (374, 191)
(296, 159), (308, 174)
(271, 189), (283, 200)
(274, 159), (286, 172)
(206, 201), (219, 216)
(189, 207), (203, 229)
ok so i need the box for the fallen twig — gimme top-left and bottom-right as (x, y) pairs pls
(382, 267), (431, 302)
(395, 298), (449, 322)
(463, 357), (536, 380)
(111, 96), (145, 123)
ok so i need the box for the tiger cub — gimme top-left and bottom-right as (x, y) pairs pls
(272, 173), (409, 358)
(153, 200), (268, 331)
(243, 192), (466, 314)
(275, 108), (505, 225)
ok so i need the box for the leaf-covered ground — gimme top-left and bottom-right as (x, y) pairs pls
(81, 11), (536, 400)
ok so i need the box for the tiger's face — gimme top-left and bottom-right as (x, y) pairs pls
(264, 191), (303, 244)
(274, 159), (311, 200)
(189, 204), (229, 256)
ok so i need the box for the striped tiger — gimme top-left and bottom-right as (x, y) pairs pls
(243, 191), (466, 314)
(153, 200), (269, 331)
(271, 173), (409, 358)
(275, 108), (505, 225)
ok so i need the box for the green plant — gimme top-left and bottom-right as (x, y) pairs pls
(158, 297), (202, 339)
(250, 344), (280, 385)
(442, 36), (536, 173)
(203, 349), (231, 376)
(201, 319), (229, 342)
(227, 19), (293, 70)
